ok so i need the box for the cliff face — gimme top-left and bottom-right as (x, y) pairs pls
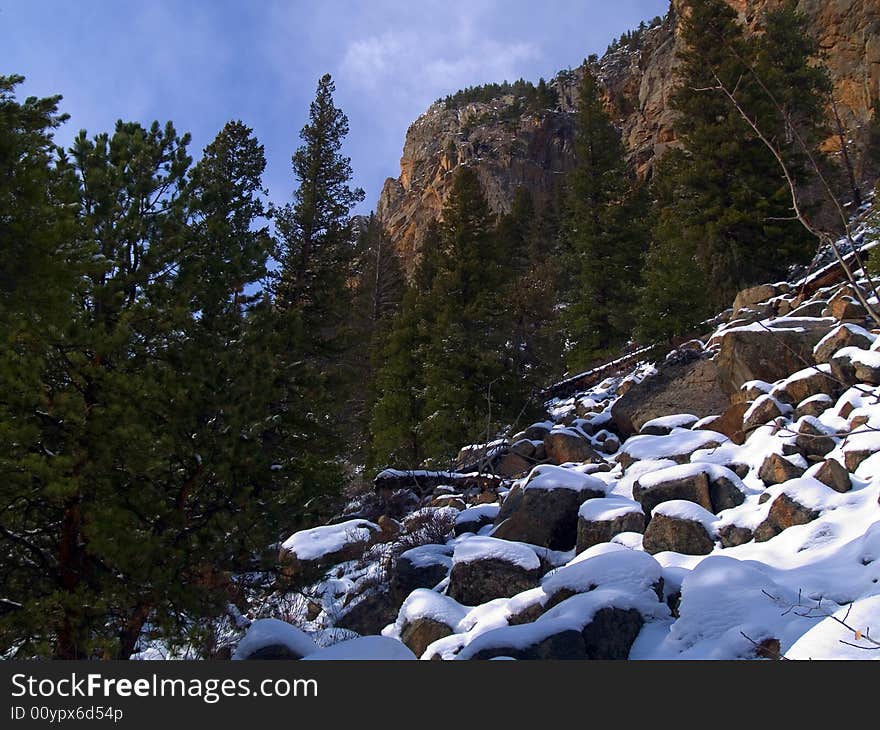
(376, 99), (575, 274)
(377, 0), (880, 273)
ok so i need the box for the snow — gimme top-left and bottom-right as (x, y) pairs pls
(620, 429), (729, 463)
(635, 462), (748, 495)
(454, 503), (500, 526)
(814, 323), (876, 358)
(523, 464), (608, 494)
(390, 589), (468, 632)
(578, 496), (642, 522)
(837, 345), (880, 369)
(785, 593), (880, 659)
(232, 619), (317, 660)
(542, 548), (663, 597)
(451, 535), (540, 571)
(719, 316), (835, 336)
(641, 414), (699, 431)
(652, 500), (718, 532)
(398, 544), (453, 569)
(281, 519), (378, 560)
(301, 636), (416, 660)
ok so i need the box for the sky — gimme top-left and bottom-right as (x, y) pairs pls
(2, 0), (669, 215)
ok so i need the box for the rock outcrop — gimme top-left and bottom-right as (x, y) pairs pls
(377, 0), (880, 272)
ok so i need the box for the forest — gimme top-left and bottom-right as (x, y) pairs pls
(1, 0), (879, 658)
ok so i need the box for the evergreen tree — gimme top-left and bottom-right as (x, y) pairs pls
(367, 221), (442, 471)
(347, 214), (404, 460)
(0, 92), (334, 658)
(562, 67), (647, 371)
(274, 73), (365, 357)
(638, 0), (829, 342)
(272, 73), (364, 488)
(420, 166), (513, 460)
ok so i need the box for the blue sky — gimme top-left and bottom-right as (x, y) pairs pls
(2, 0), (668, 214)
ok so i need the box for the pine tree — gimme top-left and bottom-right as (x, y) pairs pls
(346, 214), (404, 460)
(420, 166), (512, 460)
(274, 73), (365, 347)
(272, 73), (364, 486)
(562, 67), (647, 371)
(368, 221), (444, 472)
(638, 0), (829, 342)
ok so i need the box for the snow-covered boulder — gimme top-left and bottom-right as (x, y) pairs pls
(391, 544), (453, 603)
(454, 503), (499, 536)
(576, 496), (645, 553)
(392, 589), (467, 657)
(543, 426), (601, 465)
(233, 619), (317, 660)
(813, 323), (875, 364)
(642, 501), (717, 555)
(280, 519), (379, 579)
(447, 536), (541, 606)
(491, 465), (606, 550)
(714, 316), (836, 393)
(301, 635), (416, 661)
(610, 352), (729, 438)
(754, 479), (829, 542)
(618, 429), (727, 468)
(758, 452), (806, 485)
(633, 462), (745, 516)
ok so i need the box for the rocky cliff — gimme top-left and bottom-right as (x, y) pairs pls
(377, 0), (880, 273)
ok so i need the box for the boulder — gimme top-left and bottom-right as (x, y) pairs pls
(523, 422), (553, 441)
(732, 283), (779, 312)
(714, 318), (836, 394)
(696, 401), (749, 445)
(611, 353), (730, 437)
(754, 493), (820, 542)
(492, 467), (606, 550)
(742, 395), (791, 431)
(843, 445), (876, 472)
(391, 545), (453, 603)
(758, 453), (805, 486)
(811, 459), (852, 493)
(829, 295), (867, 322)
(279, 519), (379, 581)
(543, 428), (601, 465)
(454, 504), (499, 536)
(510, 439), (537, 459)
(830, 347), (880, 387)
(813, 324), (875, 364)
(465, 607), (644, 660)
(233, 619), (317, 661)
(494, 452), (533, 477)
(576, 497), (646, 553)
(795, 394), (834, 419)
(794, 417), (838, 458)
(717, 523), (754, 548)
(633, 464), (745, 516)
(639, 414), (699, 436)
(447, 538), (541, 605)
(642, 502), (716, 555)
(400, 617), (454, 657)
(335, 589), (398, 636)
(771, 365), (839, 405)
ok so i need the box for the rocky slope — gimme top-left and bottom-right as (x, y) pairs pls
(378, 0), (880, 272)
(209, 216), (880, 661)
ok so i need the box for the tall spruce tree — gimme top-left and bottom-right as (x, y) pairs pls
(272, 74), (364, 482)
(367, 221), (442, 471)
(420, 166), (513, 460)
(638, 0), (828, 342)
(562, 66), (647, 371)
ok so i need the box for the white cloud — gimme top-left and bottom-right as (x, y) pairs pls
(340, 26), (542, 109)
